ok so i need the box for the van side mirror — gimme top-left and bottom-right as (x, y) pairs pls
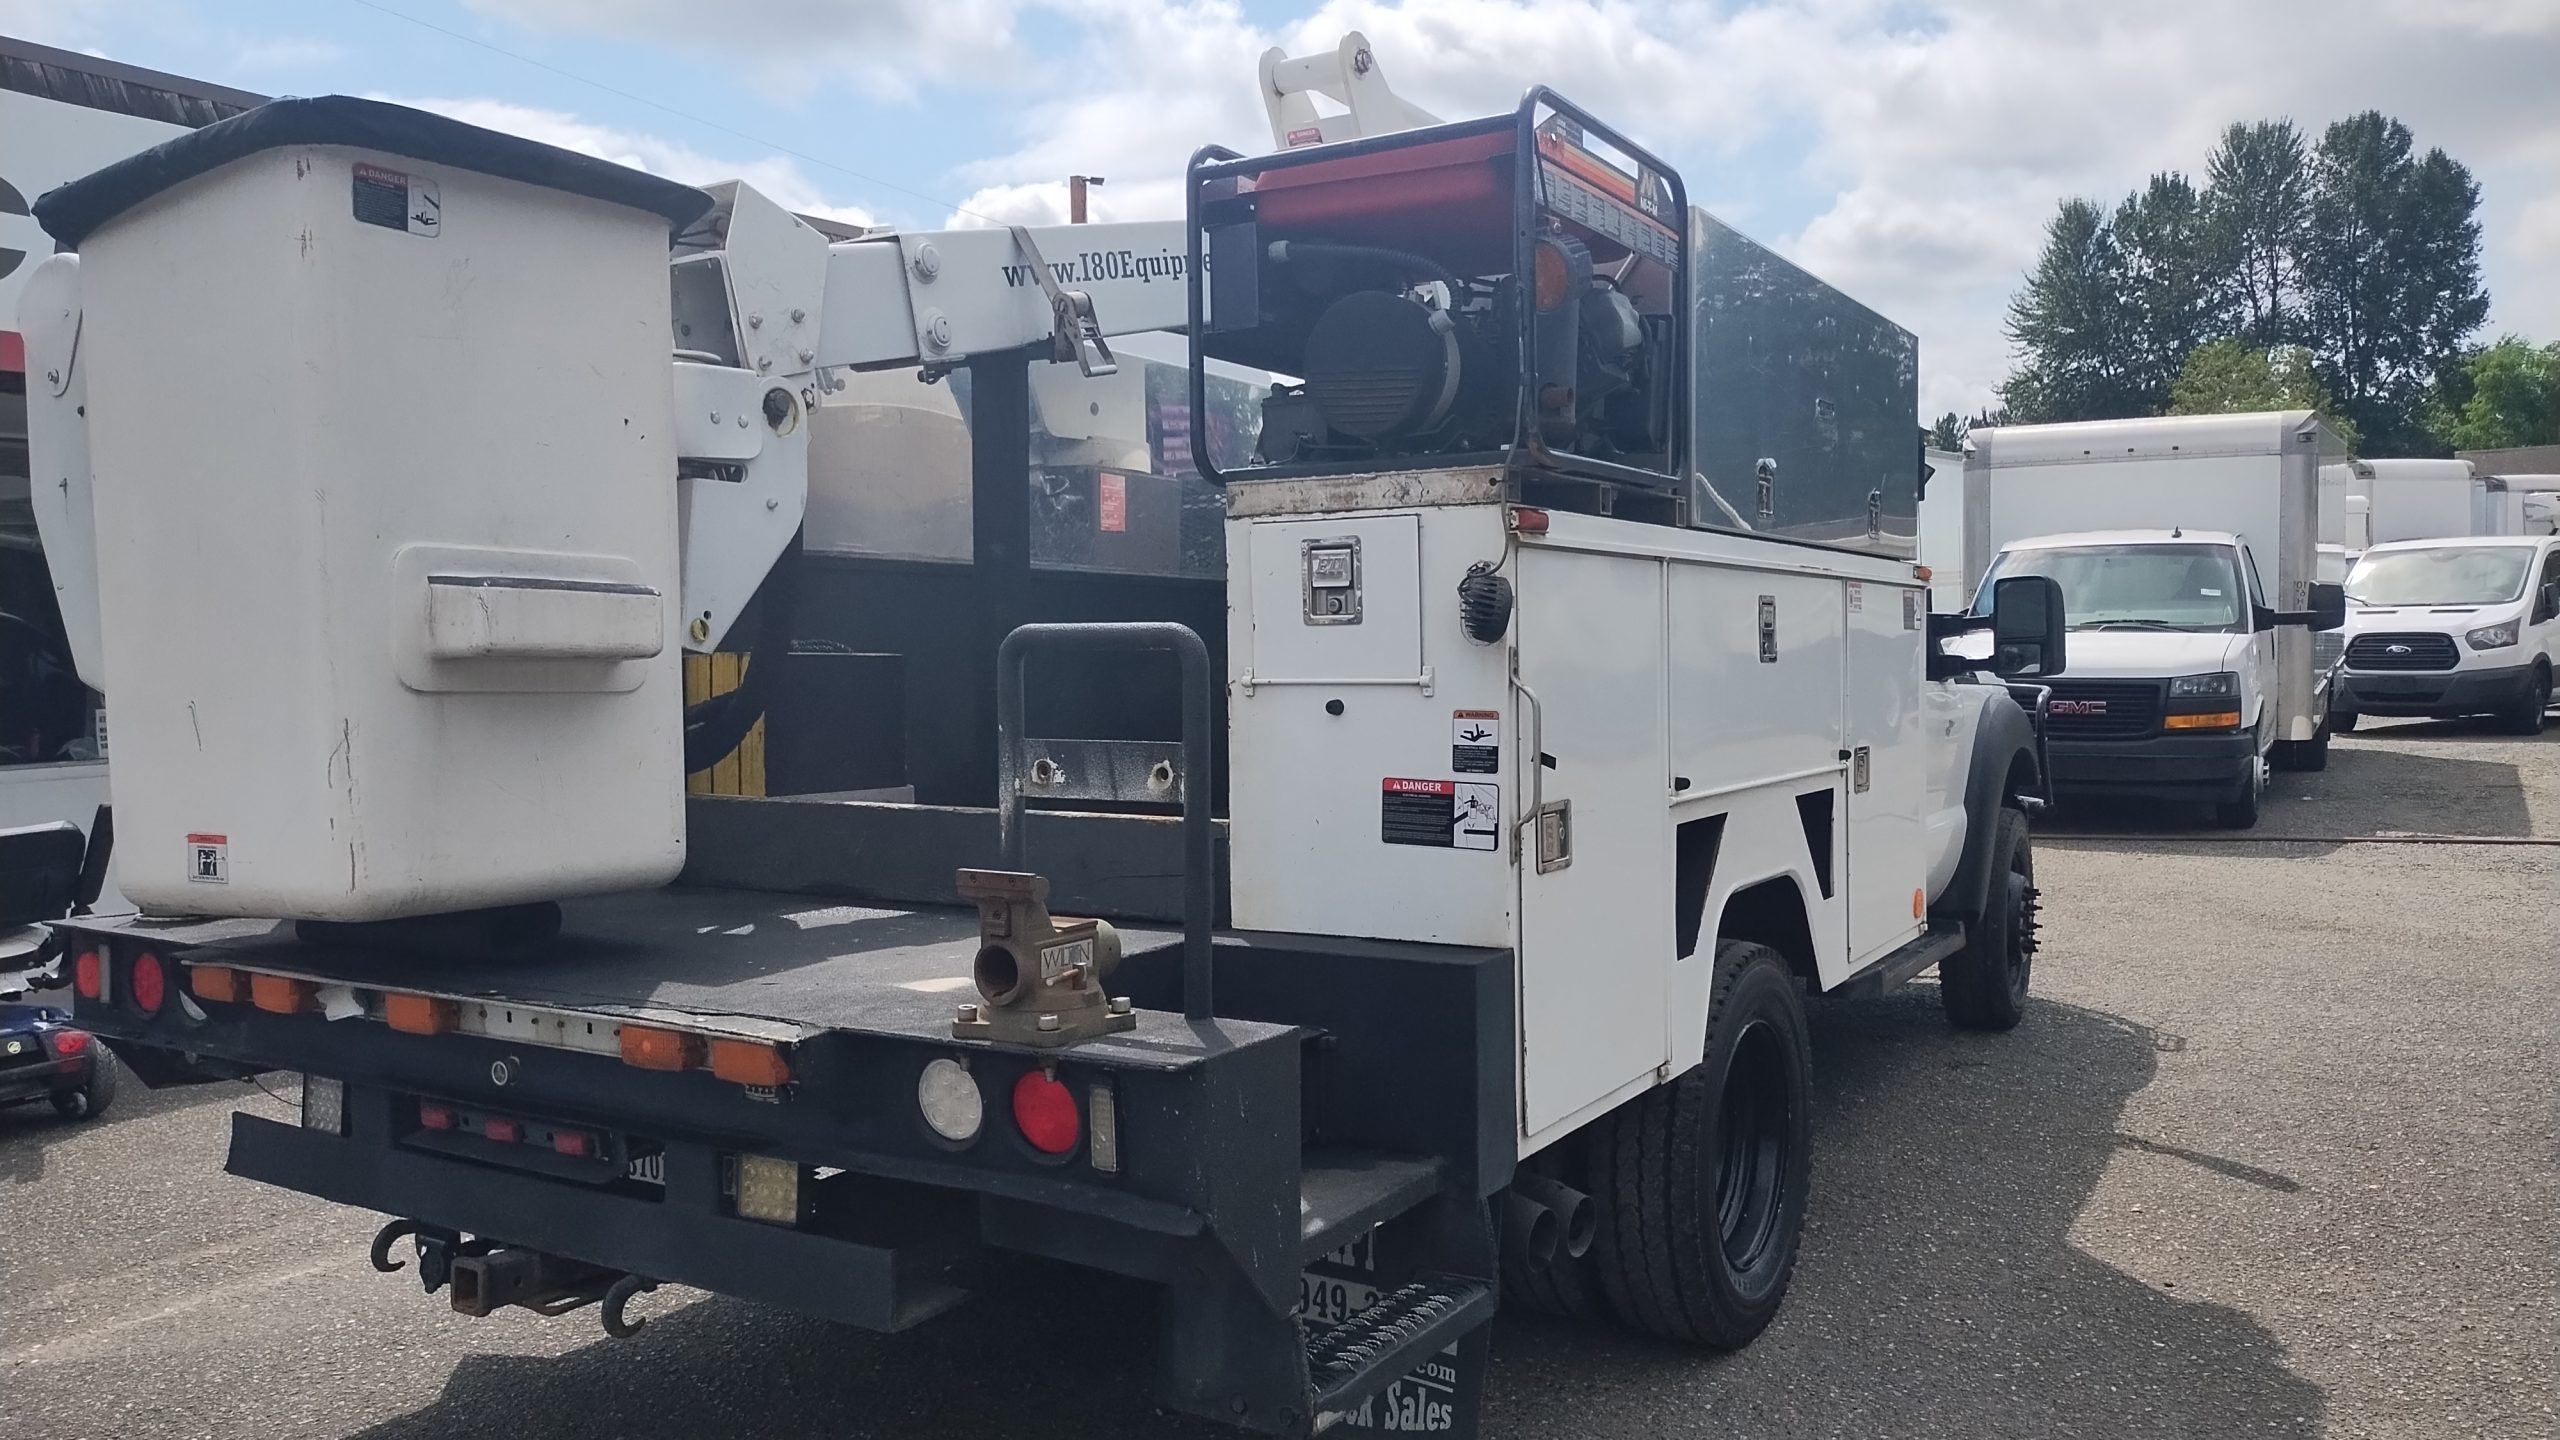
(1989, 574), (2067, 678)
(2536, 581), (2560, 625)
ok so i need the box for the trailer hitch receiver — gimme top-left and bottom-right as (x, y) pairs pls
(951, 867), (1134, 1047)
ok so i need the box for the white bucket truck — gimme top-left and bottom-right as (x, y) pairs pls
(1964, 413), (2348, 828)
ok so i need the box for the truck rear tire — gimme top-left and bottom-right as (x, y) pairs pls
(1940, 805), (2036, 1031)
(1586, 939), (1811, 1349)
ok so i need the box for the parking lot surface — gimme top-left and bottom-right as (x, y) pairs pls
(3, 717), (2553, 1439)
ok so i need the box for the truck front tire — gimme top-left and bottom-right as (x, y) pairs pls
(1586, 939), (1812, 1349)
(1940, 806), (2036, 1031)
(2498, 666), (2551, 736)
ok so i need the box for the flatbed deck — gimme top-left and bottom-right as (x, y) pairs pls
(93, 886), (1289, 1065)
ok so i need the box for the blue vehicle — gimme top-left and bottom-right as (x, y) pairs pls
(0, 1000), (115, 1121)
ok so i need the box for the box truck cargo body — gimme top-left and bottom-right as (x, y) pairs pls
(2357, 458), (2521, 543)
(1964, 413), (2347, 827)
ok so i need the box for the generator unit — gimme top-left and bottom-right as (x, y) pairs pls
(1189, 93), (1687, 496)
(1188, 92), (1922, 556)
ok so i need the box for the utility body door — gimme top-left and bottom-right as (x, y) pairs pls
(1514, 546), (1670, 1136)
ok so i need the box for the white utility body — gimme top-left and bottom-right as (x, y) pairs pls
(1225, 479), (2001, 1144)
(1964, 413), (2348, 826)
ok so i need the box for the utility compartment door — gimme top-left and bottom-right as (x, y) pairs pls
(1516, 546), (1670, 1135)
(1843, 581), (1927, 966)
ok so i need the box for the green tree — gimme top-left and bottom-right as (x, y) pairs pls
(2300, 112), (2490, 455)
(2201, 120), (2310, 344)
(2167, 337), (2361, 449)
(2001, 198), (2142, 422)
(2428, 337), (2560, 451)
(1928, 412), (1967, 450)
(2112, 173), (2221, 409)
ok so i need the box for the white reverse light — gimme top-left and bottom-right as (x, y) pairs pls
(301, 1074), (347, 1134)
(917, 1057), (984, 1143)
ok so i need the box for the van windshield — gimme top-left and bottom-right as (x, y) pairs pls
(2345, 547), (2532, 606)
(1977, 544), (2245, 632)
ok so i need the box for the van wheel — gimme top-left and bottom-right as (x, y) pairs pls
(1941, 806), (2036, 1031)
(2498, 667), (2551, 736)
(49, 1047), (119, 1121)
(1586, 940), (1811, 1349)
(2214, 757), (2264, 829)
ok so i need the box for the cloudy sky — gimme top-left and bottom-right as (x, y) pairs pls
(10, 0), (2557, 417)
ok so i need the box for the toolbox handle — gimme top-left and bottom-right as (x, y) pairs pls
(996, 622), (1217, 1022)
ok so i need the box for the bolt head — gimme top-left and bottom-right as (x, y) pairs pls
(911, 243), (942, 280)
(789, 307), (807, 324)
(1108, 996), (1133, 1016)
(957, 1003), (981, 1023)
(708, 411), (721, 424)
(736, 414), (750, 427)
(924, 313), (953, 349)
(747, 313), (763, 328)
(1036, 1013), (1061, 1032)
(798, 348), (815, 363)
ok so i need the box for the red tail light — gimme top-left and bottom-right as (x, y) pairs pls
(130, 952), (168, 1015)
(417, 1103), (454, 1131)
(48, 1028), (92, 1058)
(1010, 1070), (1081, 1155)
(73, 950), (101, 1000)
(482, 1118), (522, 1144)
(552, 1130), (593, 1158)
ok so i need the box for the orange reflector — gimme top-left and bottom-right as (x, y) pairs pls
(2163, 711), (2241, 731)
(384, 993), (457, 1036)
(1914, 564), (1934, 581)
(191, 965), (244, 1003)
(250, 973), (315, 1015)
(710, 1039), (792, 1087)
(1508, 506), (1551, 535)
(620, 1025), (704, 1072)
(1912, 888), (1926, 919)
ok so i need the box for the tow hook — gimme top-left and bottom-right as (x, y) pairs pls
(601, 1274), (661, 1338)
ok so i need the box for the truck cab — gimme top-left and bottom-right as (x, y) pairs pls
(1973, 529), (2325, 827)
(2335, 535), (2560, 735)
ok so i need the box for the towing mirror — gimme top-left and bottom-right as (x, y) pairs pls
(1989, 574), (2068, 679)
(2266, 582), (2348, 632)
(0, 820), (86, 929)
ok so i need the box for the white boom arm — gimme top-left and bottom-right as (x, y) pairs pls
(1260, 31), (1439, 149)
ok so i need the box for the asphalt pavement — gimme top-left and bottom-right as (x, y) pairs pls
(1, 715), (2552, 1439)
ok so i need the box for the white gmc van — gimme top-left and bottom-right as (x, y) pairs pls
(2335, 536), (2560, 734)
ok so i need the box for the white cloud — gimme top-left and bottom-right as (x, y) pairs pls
(930, 0), (2560, 418)
(384, 96), (881, 227)
(234, 36), (347, 72)
(458, 0), (1028, 104)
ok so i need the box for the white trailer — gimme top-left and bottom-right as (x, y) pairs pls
(1964, 413), (2348, 827)
(1921, 446), (1969, 610)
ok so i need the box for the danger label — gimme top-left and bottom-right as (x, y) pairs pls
(186, 832), (229, 884)
(1097, 472), (1127, 533)
(1450, 709), (1500, 774)
(1381, 778), (1499, 851)
(353, 162), (440, 237)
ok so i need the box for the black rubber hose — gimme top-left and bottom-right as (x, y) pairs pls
(682, 528), (802, 774)
(1266, 239), (1464, 290)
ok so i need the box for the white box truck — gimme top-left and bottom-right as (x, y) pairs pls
(1921, 446), (1969, 611)
(1964, 412), (2348, 828)
(2357, 458), (2523, 543)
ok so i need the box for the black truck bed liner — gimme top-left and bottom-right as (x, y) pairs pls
(101, 886), (1284, 1063)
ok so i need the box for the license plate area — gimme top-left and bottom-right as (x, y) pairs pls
(398, 1093), (664, 1193)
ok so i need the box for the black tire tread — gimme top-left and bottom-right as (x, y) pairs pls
(1587, 941), (1807, 1349)
(1941, 806), (2032, 1031)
